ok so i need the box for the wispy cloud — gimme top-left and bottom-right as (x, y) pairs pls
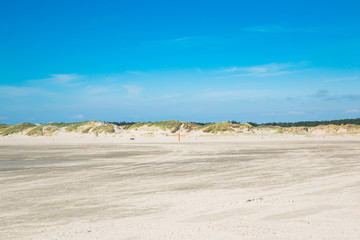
(144, 35), (217, 48)
(325, 76), (359, 82)
(49, 74), (83, 84)
(28, 73), (85, 87)
(168, 36), (213, 43)
(150, 94), (182, 100)
(0, 116), (8, 120)
(123, 85), (143, 98)
(85, 86), (114, 95)
(243, 25), (313, 33)
(217, 62), (304, 78)
(0, 86), (54, 97)
(172, 37), (193, 42)
(335, 94), (360, 101)
(311, 89), (329, 98)
(288, 111), (305, 115)
(126, 71), (146, 76)
(72, 114), (84, 119)
(198, 90), (262, 100)
(222, 62), (289, 73)
(344, 109), (360, 114)
(311, 89), (360, 101)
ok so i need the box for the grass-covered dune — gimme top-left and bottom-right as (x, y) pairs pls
(127, 120), (201, 133)
(0, 123), (36, 136)
(0, 121), (115, 137)
(202, 122), (253, 133)
(1, 119), (360, 137)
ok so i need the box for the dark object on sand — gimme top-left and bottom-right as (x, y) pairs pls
(246, 197), (263, 202)
(130, 137), (135, 140)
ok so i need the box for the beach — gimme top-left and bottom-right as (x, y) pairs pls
(1, 137), (360, 239)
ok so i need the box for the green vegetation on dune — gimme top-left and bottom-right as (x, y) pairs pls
(30, 121), (94, 133)
(65, 121), (92, 132)
(0, 123), (36, 136)
(26, 125), (43, 136)
(127, 120), (200, 133)
(26, 124), (62, 136)
(273, 124), (360, 135)
(107, 121), (137, 129)
(126, 122), (149, 130)
(81, 125), (94, 134)
(1, 119), (360, 137)
(202, 122), (234, 133)
(249, 118), (360, 127)
(25, 121), (116, 136)
(92, 124), (115, 136)
(151, 120), (183, 133)
(201, 122), (253, 133)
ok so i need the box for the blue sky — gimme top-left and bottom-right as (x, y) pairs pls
(1, 0), (360, 124)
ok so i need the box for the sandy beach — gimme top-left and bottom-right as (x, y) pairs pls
(1, 137), (360, 239)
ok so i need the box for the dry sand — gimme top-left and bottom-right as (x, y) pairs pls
(1, 136), (360, 239)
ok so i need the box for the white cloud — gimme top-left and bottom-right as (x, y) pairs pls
(312, 90), (360, 101)
(123, 85), (143, 98)
(345, 109), (360, 113)
(288, 111), (305, 115)
(0, 86), (54, 97)
(194, 67), (203, 74)
(172, 37), (192, 42)
(28, 73), (84, 86)
(169, 36), (213, 43)
(86, 86), (114, 95)
(311, 89), (329, 98)
(199, 90), (262, 99)
(72, 114), (84, 119)
(126, 71), (146, 76)
(0, 116), (8, 120)
(49, 74), (83, 83)
(222, 63), (288, 73)
(325, 76), (359, 82)
(243, 25), (312, 33)
(150, 94), (182, 100)
(218, 62), (304, 78)
(144, 35), (215, 48)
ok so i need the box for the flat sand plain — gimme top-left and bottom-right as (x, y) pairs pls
(1, 138), (360, 239)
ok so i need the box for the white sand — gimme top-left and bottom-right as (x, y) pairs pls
(1, 136), (360, 239)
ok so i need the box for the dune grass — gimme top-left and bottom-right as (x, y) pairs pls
(0, 123), (36, 136)
(65, 121), (92, 132)
(26, 125), (44, 136)
(92, 124), (115, 136)
(1, 121), (359, 137)
(202, 122), (234, 133)
(127, 120), (200, 133)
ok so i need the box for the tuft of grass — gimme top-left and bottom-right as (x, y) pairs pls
(180, 122), (201, 132)
(127, 120), (200, 133)
(81, 126), (93, 134)
(127, 122), (149, 130)
(0, 124), (9, 135)
(0, 123), (36, 136)
(202, 122), (234, 133)
(92, 124), (115, 136)
(26, 125), (44, 136)
(127, 121), (182, 131)
(152, 120), (182, 133)
(63, 121), (93, 132)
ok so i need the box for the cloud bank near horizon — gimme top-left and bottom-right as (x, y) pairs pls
(1, 62), (360, 124)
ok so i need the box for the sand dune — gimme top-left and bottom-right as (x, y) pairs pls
(1, 138), (360, 239)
